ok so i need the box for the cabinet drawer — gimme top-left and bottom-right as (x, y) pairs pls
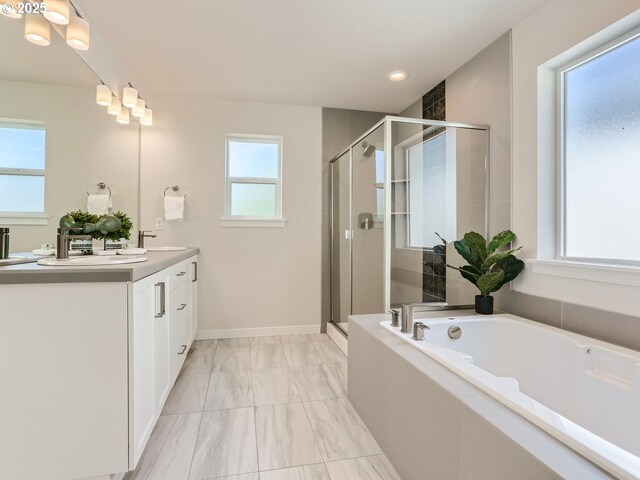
(168, 260), (190, 290)
(170, 281), (190, 380)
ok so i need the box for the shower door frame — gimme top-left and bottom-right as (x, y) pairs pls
(329, 116), (491, 335)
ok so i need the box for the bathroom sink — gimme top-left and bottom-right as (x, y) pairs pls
(145, 246), (188, 251)
(37, 255), (148, 266)
(0, 255), (28, 266)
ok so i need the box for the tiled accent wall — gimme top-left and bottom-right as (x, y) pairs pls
(422, 80), (446, 121)
(496, 290), (640, 352)
(421, 80), (447, 302)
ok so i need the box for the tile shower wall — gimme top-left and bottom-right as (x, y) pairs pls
(422, 81), (447, 302)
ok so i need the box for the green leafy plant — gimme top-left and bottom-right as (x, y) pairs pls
(66, 210), (100, 239)
(103, 211), (132, 241)
(64, 210), (132, 241)
(446, 230), (525, 297)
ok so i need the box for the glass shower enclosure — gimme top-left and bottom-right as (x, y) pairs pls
(329, 116), (490, 335)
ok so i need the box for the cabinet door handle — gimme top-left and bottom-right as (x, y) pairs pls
(178, 345), (187, 355)
(154, 282), (166, 318)
(177, 271), (187, 277)
(177, 303), (187, 311)
(192, 261), (198, 282)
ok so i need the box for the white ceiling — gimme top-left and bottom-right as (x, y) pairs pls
(16, 0), (549, 113)
(0, 15), (98, 87)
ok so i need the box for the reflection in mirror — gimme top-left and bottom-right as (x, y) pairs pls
(0, 15), (139, 252)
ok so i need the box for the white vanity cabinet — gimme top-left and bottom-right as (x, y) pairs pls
(129, 254), (198, 468)
(0, 250), (199, 480)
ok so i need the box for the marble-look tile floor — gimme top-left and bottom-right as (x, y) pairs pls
(125, 333), (401, 480)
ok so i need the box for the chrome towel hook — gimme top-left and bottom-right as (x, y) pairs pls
(164, 185), (186, 198)
(87, 182), (112, 198)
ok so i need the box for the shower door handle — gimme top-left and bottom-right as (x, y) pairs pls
(344, 230), (353, 240)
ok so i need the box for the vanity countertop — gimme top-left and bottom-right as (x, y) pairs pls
(0, 248), (199, 284)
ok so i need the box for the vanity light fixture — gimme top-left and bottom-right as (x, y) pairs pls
(96, 85), (112, 106)
(43, 0), (70, 25)
(132, 98), (146, 118)
(116, 109), (130, 125)
(1, 1), (22, 19)
(24, 14), (51, 46)
(107, 97), (122, 116)
(387, 70), (408, 81)
(122, 85), (138, 109)
(66, 15), (90, 50)
(140, 108), (153, 126)
(97, 80), (153, 126)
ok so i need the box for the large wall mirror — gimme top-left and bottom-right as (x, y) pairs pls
(0, 16), (139, 252)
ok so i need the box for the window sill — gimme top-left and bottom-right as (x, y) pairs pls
(0, 213), (49, 226)
(528, 259), (640, 287)
(220, 217), (287, 228)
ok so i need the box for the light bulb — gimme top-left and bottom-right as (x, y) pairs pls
(117, 109), (130, 125)
(122, 87), (137, 108)
(66, 16), (90, 50)
(387, 70), (408, 81)
(24, 14), (50, 46)
(107, 98), (122, 116)
(43, 0), (69, 25)
(96, 85), (112, 107)
(132, 98), (146, 118)
(1, 1), (22, 19)
(140, 108), (153, 126)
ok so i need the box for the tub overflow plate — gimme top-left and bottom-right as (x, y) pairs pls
(448, 325), (462, 340)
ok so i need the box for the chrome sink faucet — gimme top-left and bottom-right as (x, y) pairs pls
(138, 230), (157, 248)
(56, 228), (92, 259)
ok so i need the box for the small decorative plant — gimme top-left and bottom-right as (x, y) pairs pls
(64, 210), (132, 242)
(103, 211), (133, 241)
(446, 230), (525, 314)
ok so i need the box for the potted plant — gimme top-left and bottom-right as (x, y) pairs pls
(65, 210), (99, 252)
(446, 230), (525, 314)
(100, 211), (133, 250)
(63, 210), (132, 251)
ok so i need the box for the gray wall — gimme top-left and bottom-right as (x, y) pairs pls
(398, 29), (640, 353)
(141, 96), (323, 335)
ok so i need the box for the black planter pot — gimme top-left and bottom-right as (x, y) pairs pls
(475, 295), (494, 315)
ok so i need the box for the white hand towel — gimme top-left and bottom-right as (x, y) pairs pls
(87, 194), (111, 214)
(164, 196), (185, 221)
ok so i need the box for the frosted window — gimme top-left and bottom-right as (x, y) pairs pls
(563, 34), (640, 262)
(228, 141), (278, 178)
(0, 175), (45, 212)
(231, 183), (276, 217)
(0, 126), (45, 170)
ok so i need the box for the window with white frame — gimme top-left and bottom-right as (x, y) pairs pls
(224, 134), (283, 222)
(558, 29), (640, 264)
(0, 120), (46, 219)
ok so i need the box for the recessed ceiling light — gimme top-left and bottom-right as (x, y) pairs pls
(387, 70), (408, 82)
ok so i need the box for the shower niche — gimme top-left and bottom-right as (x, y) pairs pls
(329, 116), (489, 335)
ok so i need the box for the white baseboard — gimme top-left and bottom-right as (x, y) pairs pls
(327, 322), (348, 355)
(196, 324), (320, 340)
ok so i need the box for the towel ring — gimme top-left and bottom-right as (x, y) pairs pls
(87, 182), (112, 198)
(164, 185), (186, 198)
